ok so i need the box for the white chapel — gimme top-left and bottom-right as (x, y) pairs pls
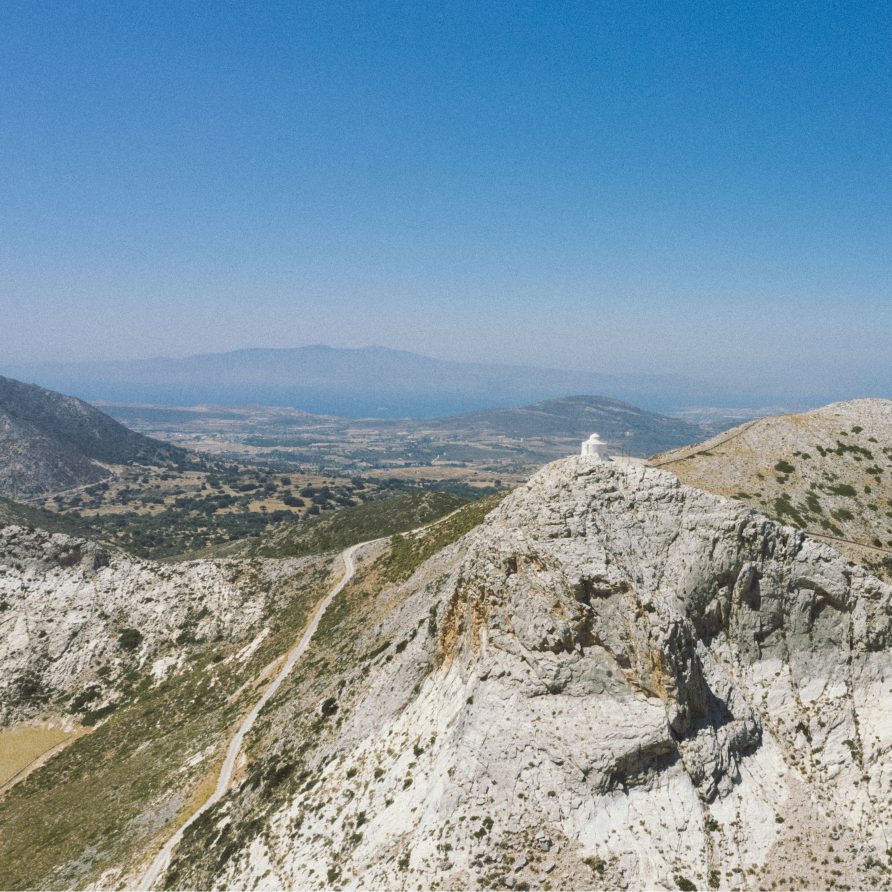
(580, 432), (611, 461)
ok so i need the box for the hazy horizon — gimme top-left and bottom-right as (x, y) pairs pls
(2, 342), (888, 419)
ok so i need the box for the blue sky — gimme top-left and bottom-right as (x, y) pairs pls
(1, 1), (890, 395)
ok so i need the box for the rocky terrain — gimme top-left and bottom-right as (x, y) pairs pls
(653, 398), (892, 579)
(0, 375), (192, 500)
(3, 402), (892, 891)
(0, 523), (322, 727)
(0, 520), (336, 890)
(145, 456), (892, 891)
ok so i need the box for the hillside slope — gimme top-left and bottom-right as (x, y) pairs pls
(0, 495), (90, 536)
(652, 398), (892, 578)
(253, 491), (468, 558)
(0, 521), (335, 889)
(0, 376), (191, 499)
(432, 394), (707, 457)
(0, 525), (321, 727)
(142, 457), (892, 891)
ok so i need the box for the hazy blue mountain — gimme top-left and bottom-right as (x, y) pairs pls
(2, 346), (735, 418)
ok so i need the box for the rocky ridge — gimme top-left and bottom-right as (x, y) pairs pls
(0, 524), (317, 727)
(157, 456), (892, 891)
(652, 398), (892, 579)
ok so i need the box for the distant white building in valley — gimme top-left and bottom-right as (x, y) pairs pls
(581, 432), (611, 461)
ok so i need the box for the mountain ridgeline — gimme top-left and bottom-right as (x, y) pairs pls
(0, 375), (193, 499)
(653, 398), (892, 579)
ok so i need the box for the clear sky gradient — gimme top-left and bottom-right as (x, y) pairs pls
(1, 1), (890, 396)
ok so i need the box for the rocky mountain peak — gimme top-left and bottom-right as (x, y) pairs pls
(162, 455), (892, 891)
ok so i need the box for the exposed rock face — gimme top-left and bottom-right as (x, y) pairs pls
(0, 524), (308, 726)
(167, 457), (892, 891)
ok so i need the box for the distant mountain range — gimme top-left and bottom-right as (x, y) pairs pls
(0, 376), (191, 499)
(2, 345), (759, 418)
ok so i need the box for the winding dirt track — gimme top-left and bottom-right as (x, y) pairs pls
(139, 542), (362, 890)
(139, 504), (469, 889)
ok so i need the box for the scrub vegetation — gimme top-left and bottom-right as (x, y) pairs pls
(253, 491), (470, 559)
(0, 562), (331, 891)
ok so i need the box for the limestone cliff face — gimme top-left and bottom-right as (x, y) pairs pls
(0, 525), (307, 726)
(164, 457), (892, 891)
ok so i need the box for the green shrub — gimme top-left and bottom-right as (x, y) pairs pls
(805, 492), (823, 514)
(118, 628), (143, 651)
(583, 855), (605, 873)
(773, 497), (806, 528)
(823, 483), (857, 497)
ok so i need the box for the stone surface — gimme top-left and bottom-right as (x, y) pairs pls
(0, 524), (314, 725)
(158, 457), (892, 891)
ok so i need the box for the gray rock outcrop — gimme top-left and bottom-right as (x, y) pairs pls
(169, 457), (892, 891)
(0, 525), (310, 725)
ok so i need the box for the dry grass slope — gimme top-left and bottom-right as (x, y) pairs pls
(651, 399), (892, 579)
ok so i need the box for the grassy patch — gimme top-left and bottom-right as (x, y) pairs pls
(0, 726), (73, 787)
(379, 492), (508, 584)
(253, 491), (468, 558)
